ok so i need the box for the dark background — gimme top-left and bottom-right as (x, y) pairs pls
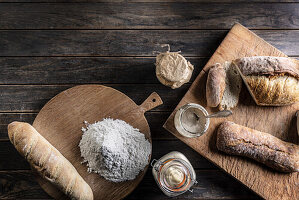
(0, 1), (298, 199)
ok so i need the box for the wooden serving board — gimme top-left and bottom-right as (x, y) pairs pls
(32, 85), (163, 200)
(164, 23), (299, 200)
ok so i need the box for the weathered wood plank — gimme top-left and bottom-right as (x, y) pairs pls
(0, 170), (259, 199)
(145, 112), (176, 140)
(128, 0), (299, 2)
(0, 141), (30, 170)
(1, 56), (298, 84)
(0, 171), (51, 199)
(0, 140), (215, 170)
(0, 3), (298, 29)
(0, 84), (189, 112)
(0, 57), (205, 84)
(0, 112), (176, 140)
(0, 0), (296, 2)
(0, 30), (225, 56)
(127, 170), (260, 200)
(0, 113), (37, 140)
(0, 30), (298, 56)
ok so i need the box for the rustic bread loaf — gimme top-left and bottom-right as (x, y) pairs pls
(219, 62), (242, 110)
(206, 63), (226, 107)
(216, 121), (299, 173)
(206, 62), (242, 110)
(233, 56), (299, 106)
(8, 121), (94, 200)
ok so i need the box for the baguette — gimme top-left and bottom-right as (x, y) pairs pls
(216, 121), (299, 173)
(8, 121), (93, 200)
(206, 63), (226, 107)
(233, 56), (299, 106)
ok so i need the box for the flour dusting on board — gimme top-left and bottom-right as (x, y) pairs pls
(79, 118), (151, 182)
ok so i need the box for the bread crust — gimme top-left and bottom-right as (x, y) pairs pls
(206, 63), (226, 107)
(245, 75), (299, 105)
(234, 56), (299, 106)
(216, 121), (299, 173)
(234, 56), (299, 78)
(8, 121), (93, 200)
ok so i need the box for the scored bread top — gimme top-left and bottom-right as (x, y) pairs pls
(233, 56), (299, 106)
(216, 121), (299, 172)
(234, 56), (299, 78)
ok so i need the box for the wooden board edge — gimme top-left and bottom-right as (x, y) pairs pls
(162, 23), (296, 200)
(32, 84), (154, 200)
(232, 23), (287, 57)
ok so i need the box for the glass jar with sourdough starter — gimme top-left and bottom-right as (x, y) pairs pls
(151, 151), (197, 197)
(174, 103), (210, 138)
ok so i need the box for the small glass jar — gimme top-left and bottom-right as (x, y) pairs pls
(151, 151), (197, 197)
(174, 103), (210, 138)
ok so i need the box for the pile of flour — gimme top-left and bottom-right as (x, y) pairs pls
(79, 118), (151, 182)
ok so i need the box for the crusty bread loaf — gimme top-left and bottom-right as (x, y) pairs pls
(206, 62), (242, 110)
(8, 121), (93, 200)
(219, 62), (242, 110)
(233, 56), (299, 106)
(216, 121), (299, 173)
(206, 63), (226, 107)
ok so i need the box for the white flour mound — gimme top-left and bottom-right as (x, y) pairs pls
(79, 118), (151, 182)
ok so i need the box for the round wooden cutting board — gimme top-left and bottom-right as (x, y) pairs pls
(32, 84), (163, 200)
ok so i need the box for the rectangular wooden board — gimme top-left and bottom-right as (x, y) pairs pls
(163, 23), (299, 200)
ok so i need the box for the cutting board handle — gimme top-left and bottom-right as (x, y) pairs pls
(139, 92), (163, 113)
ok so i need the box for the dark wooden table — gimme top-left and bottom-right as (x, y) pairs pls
(0, 1), (298, 199)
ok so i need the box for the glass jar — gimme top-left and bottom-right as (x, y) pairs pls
(174, 103), (210, 138)
(151, 151), (197, 197)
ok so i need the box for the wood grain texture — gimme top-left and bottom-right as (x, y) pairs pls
(0, 113), (36, 140)
(0, 140), (216, 170)
(0, 141), (30, 170)
(164, 23), (299, 200)
(127, 0), (299, 2)
(0, 30), (298, 56)
(0, 57), (205, 84)
(0, 30), (225, 56)
(0, 112), (179, 140)
(0, 170), (51, 199)
(0, 56), (298, 84)
(0, 170), (259, 200)
(0, 0), (296, 3)
(0, 1), (297, 199)
(32, 85), (163, 200)
(0, 84), (188, 112)
(0, 3), (298, 29)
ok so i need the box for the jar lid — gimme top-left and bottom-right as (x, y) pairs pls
(155, 158), (197, 196)
(174, 103), (210, 138)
